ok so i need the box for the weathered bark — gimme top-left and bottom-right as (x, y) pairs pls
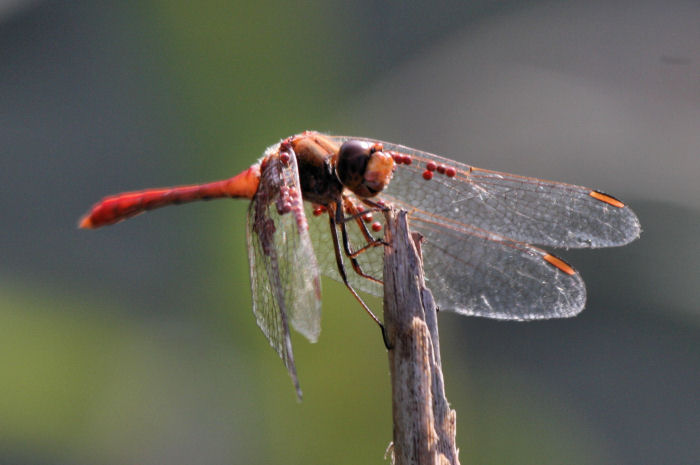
(383, 209), (460, 465)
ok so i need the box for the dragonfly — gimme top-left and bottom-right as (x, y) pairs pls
(80, 131), (641, 397)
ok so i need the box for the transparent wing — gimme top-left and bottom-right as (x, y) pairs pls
(410, 216), (585, 319)
(247, 151), (322, 397)
(327, 136), (641, 249)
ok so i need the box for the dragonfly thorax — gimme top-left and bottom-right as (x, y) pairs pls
(291, 134), (345, 206)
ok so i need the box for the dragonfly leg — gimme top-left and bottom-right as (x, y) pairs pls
(336, 200), (384, 284)
(342, 196), (390, 252)
(328, 205), (391, 350)
(360, 197), (391, 212)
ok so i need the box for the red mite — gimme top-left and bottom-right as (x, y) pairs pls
(80, 131), (640, 397)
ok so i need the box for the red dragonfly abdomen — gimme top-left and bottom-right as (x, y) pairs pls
(80, 165), (260, 229)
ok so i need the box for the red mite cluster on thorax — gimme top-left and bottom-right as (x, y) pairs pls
(274, 138), (308, 232)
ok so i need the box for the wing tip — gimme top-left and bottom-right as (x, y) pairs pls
(614, 207), (643, 246)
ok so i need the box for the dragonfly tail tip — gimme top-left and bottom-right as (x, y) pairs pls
(78, 214), (95, 229)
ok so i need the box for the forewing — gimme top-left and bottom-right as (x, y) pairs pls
(246, 150), (322, 397)
(328, 136), (641, 249)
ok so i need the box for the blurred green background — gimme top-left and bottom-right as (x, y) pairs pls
(2, 1), (699, 464)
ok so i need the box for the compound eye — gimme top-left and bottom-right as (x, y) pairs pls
(336, 139), (394, 198)
(336, 140), (372, 193)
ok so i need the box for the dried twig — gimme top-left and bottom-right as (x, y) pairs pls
(383, 209), (460, 465)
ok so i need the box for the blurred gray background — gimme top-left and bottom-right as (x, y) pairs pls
(1, 1), (698, 464)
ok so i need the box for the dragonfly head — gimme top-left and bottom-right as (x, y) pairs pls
(336, 140), (394, 198)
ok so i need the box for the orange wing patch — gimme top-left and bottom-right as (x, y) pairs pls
(589, 190), (625, 208)
(543, 254), (576, 275)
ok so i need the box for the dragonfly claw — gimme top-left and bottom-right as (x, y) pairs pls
(380, 323), (393, 350)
